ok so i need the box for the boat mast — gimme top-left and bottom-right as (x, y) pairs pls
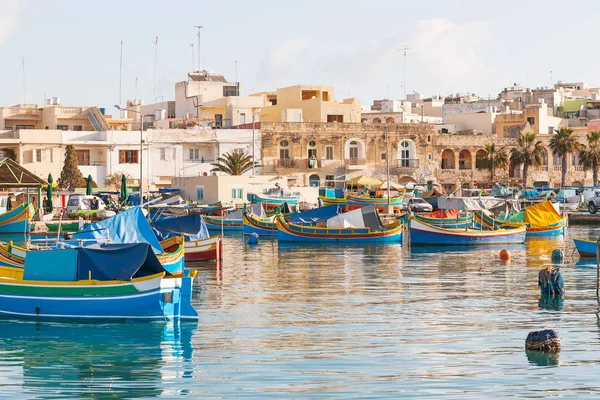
(386, 124), (391, 208)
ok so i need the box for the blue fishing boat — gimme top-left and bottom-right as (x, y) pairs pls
(0, 243), (198, 321)
(345, 194), (404, 212)
(243, 205), (341, 236)
(247, 187), (300, 209)
(72, 207), (185, 274)
(204, 203), (264, 232)
(409, 217), (526, 245)
(277, 205), (403, 243)
(153, 212), (222, 261)
(412, 211), (473, 229)
(573, 238), (597, 258)
(0, 203), (34, 234)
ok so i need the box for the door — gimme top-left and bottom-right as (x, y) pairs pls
(215, 114), (223, 128)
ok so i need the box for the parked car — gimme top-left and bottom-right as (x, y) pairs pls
(588, 193), (600, 214)
(406, 197), (433, 213)
(65, 195), (106, 216)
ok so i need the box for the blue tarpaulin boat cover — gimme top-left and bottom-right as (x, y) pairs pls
(23, 243), (165, 282)
(72, 208), (163, 254)
(288, 205), (340, 224)
(153, 213), (210, 241)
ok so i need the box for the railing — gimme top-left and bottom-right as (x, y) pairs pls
(8, 108), (40, 117)
(59, 107), (84, 115)
(88, 107), (110, 131)
(346, 158), (366, 166)
(441, 164), (455, 170)
(534, 166), (549, 172)
(574, 166), (585, 172)
(552, 165), (562, 172)
(185, 158), (215, 163)
(396, 159), (419, 168)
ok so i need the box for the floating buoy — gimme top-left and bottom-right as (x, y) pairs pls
(526, 329), (560, 353)
(247, 232), (259, 245)
(499, 249), (511, 261)
(539, 266), (564, 295)
(551, 249), (564, 264)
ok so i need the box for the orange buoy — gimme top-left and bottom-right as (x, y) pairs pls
(500, 249), (511, 261)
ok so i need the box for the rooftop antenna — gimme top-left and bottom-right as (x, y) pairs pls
(550, 70), (554, 88)
(190, 44), (194, 72)
(194, 25), (203, 72)
(399, 45), (409, 100)
(152, 36), (159, 102)
(21, 57), (25, 104)
(119, 40), (123, 107)
(134, 76), (138, 100)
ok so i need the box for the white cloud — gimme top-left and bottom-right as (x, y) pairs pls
(256, 39), (308, 84)
(0, 0), (25, 45)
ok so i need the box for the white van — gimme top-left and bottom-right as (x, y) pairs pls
(65, 195), (106, 216)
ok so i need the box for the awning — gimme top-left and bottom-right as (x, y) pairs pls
(0, 157), (46, 188)
(438, 197), (517, 211)
(346, 175), (383, 187)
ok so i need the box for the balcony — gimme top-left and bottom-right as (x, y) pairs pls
(396, 159), (419, 168)
(6, 108), (40, 118)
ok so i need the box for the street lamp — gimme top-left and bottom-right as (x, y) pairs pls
(115, 105), (144, 205)
(252, 109), (262, 176)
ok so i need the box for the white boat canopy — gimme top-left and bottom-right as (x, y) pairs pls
(438, 197), (519, 212)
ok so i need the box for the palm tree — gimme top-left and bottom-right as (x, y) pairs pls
(579, 130), (600, 187)
(211, 152), (258, 175)
(549, 127), (580, 188)
(509, 130), (544, 188)
(475, 143), (508, 183)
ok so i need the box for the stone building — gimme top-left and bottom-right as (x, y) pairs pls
(259, 121), (596, 192)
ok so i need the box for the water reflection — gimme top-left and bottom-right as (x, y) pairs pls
(0, 320), (196, 399)
(526, 349), (560, 366)
(538, 294), (564, 311)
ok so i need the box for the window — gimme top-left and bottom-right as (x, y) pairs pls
(76, 150), (90, 166)
(189, 149), (200, 160)
(231, 188), (243, 199)
(326, 146), (333, 160)
(34, 149), (42, 163)
(280, 140), (289, 147)
(196, 187), (204, 201)
(349, 141), (359, 159)
(4, 124), (12, 130)
(223, 85), (239, 97)
(325, 175), (335, 188)
(240, 113), (246, 125)
(327, 115), (343, 123)
(160, 148), (166, 160)
(280, 140), (290, 160)
(72, 125), (83, 131)
(57, 125), (68, 131)
(309, 140), (316, 147)
(16, 125), (34, 130)
(527, 117), (535, 125)
(381, 153), (387, 160)
(232, 148), (245, 155)
(119, 150), (139, 164)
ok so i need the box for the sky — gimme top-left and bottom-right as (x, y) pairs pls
(1, 0), (600, 110)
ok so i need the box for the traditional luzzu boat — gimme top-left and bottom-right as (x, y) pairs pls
(346, 194), (404, 212)
(409, 197), (527, 246)
(573, 238), (597, 258)
(475, 201), (566, 236)
(153, 212), (222, 262)
(412, 210), (473, 229)
(419, 188), (443, 210)
(0, 242), (198, 321)
(204, 203), (264, 232)
(276, 205), (403, 243)
(0, 203), (35, 234)
(247, 188), (300, 210)
(318, 187), (346, 208)
(0, 236), (186, 273)
(72, 207), (185, 274)
(45, 221), (88, 232)
(243, 205), (341, 236)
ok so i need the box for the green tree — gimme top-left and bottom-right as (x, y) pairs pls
(475, 143), (508, 183)
(104, 171), (132, 190)
(509, 130), (544, 188)
(0, 148), (16, 161)
(549, 127), (581, 188)
(57, 145), (86, 189)
(211, 152), (258, 175)
(579, 130), (600, 187)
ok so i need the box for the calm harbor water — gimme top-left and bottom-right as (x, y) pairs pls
(2, 227), (600, 398)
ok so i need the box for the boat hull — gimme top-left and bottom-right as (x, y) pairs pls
(248, 193), (300, 207)
(204, 216), (242, 231)
(475, 211), (566, 237)
(184, 237), (222, 261)
(409, 218), (526, 245)
(0, 204), (34, 234)
(412, 214), (473, 229)
(574, 239), (596, 258)
(276, 218), (403, 243)
(346, 195), (403, 211)
(0, 271), (198, 321)
(243, 213), (276, 236)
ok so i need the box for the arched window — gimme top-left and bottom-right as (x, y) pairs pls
(386, 117), (395, 124)
(280, 140), (289, 147)
(459, 150), (472, 170)
(344, 139), (366, 161)
(441, 149), (455, 170)
(279, 140), (290, 161)
(398, 140), (416, 167)
(373, 118), (382, 124)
